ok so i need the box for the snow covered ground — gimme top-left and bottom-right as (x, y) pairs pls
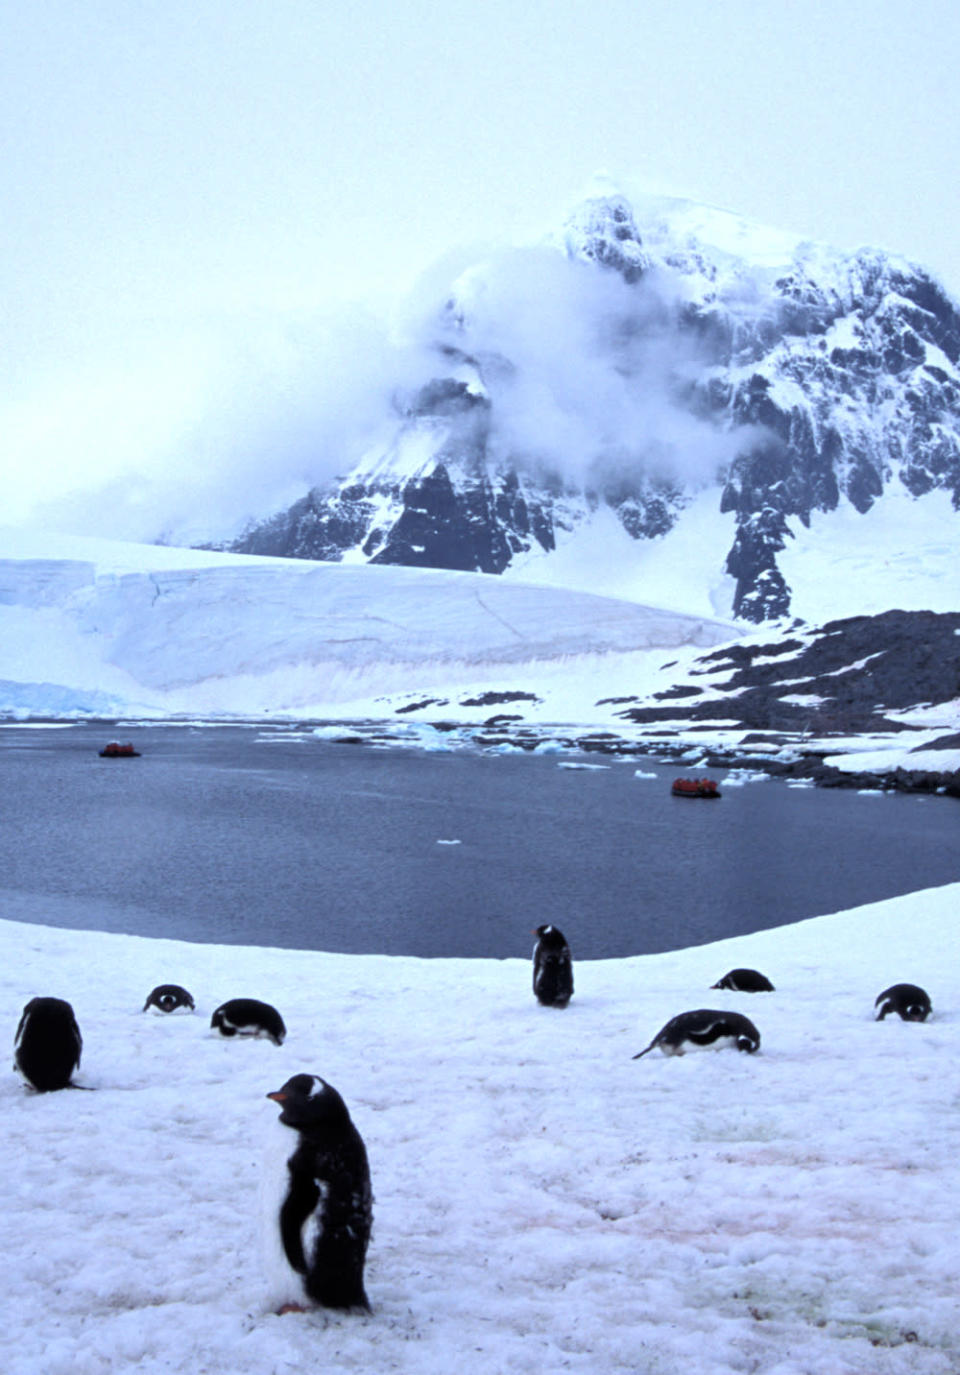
(3, 885), (960, 1374)
(777, 488), (960, 624)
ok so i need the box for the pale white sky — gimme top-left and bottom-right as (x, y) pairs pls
(2, 0), (959, 537)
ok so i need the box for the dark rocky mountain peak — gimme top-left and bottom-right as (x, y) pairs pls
(219, 193), (960, 624)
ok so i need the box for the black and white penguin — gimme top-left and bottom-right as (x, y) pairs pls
(14, 996), (83, 1091)
(532, 924), (574, 1008)
(633, 1009), (761, 1058)
(874, 983), (932, 1022)
(210, 998), (286, 1045)
(143, 984), (196, 1014)
(710, 968), (775, 993)
(262, 1073), (372, 1313)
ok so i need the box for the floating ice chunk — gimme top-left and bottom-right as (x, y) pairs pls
(721, 769), (771, 786)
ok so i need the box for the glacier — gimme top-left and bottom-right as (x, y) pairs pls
(0, 529), (736, 720)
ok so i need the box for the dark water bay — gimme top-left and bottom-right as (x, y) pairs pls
(1, 724), (958, 959)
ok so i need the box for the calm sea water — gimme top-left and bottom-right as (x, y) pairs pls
(2, 724), (958, 959)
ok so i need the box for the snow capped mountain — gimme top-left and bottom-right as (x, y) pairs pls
(224, 190), (960, 622)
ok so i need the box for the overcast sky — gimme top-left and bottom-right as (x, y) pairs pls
(3, 0), (959, 538)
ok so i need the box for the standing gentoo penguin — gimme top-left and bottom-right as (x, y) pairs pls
(874, 983), (932, 1022)
(262, 1074), (372, 1313)
(711, 968), (775, 993)
(211, 998), (286, 1045)
(532, 924), (574, 1008)
(14, 997), (83, 1091)
(143, 984), (195, 1014)
(633, 1009), (761, 1058)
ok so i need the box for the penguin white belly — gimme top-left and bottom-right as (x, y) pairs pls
(667, 1032), (738, 1055)
(259, 1119), (308, 1312)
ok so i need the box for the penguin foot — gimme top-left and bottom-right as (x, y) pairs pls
(276, 1302), (309, 1315)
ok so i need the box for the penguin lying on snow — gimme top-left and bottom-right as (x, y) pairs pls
(532, 924), (574, 1008)
(711, 968), (775, 993)
(633, 1009), (761, 1058)
(263, 1074), (372, 1313)
(14, 997), (83, 1091)
(211, 998), (286, 1045)
(143, 984), (195, 1014)
(875, 983), (932, 1022)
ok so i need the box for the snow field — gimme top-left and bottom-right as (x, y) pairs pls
(3, 885), (960, 1373)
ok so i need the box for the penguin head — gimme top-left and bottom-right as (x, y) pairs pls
(532, 924), (568, 951)
(267, 1074), (350, 1129)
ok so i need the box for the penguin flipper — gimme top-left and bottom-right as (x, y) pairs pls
(279, 1176), (321, 1275)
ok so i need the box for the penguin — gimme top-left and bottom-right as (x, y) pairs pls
(532, 924), (574, 1008)
(143, 984), (195, 1014)
(874, 983), (932, 1022)
(262, 1073), (372, 1313)
(210, 998), (286, 1045)
(710, 968), (775, 993)
(14, 996), (83, 1091)
(633, 1009), (761, 1058)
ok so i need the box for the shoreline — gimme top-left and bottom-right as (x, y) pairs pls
(4, 712), (959, 799)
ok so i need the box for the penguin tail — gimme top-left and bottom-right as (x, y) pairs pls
(632, 1044), (655, 1059)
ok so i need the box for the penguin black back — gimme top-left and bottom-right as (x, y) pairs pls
(711, 968), (775, 993)
(633, 1009), (761, 1058)
(14, 997), (83, 1091)
(874, 983), (932, 1022)
(143, 984), (195, 1014)
(266, 1074), (372, 1311)
(532, 924), (574, 1008)
(211, 998), (286, 1044)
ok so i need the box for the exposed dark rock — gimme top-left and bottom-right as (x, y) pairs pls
(620, 609), (960, 735)
(919, 731), (960, 751)
(395, 698), (447, 714)
(459, 691), (541, 706)
(653, 685), (704, 700)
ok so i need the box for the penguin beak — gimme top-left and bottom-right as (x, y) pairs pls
(266, 1090), (287, 1103)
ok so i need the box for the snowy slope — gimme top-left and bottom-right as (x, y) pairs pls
(3, 886), (959, 1373)
(500, 485), (960, 623)
(776, 487), (960, 623)
(0, 529), (736, 720)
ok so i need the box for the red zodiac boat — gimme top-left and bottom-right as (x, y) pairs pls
(99, 742), (141, 758)
(671, 777), (720, 798)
